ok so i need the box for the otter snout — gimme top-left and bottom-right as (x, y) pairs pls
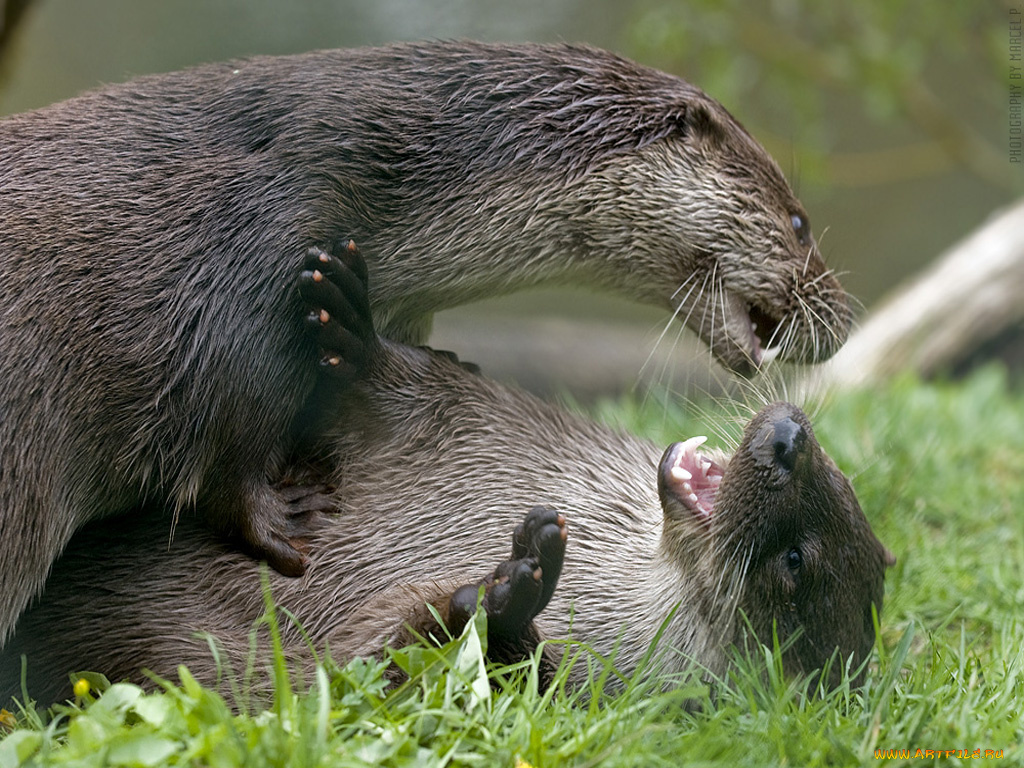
(765, 416), (807, 473)
(748, 405), (814, 483)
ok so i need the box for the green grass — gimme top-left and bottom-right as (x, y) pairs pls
(3, 368), (1023, 767)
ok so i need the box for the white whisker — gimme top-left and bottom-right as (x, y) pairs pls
(639, 275), (697, 383)
(816, 224), (831, 249)
(669, 272), (698, 302)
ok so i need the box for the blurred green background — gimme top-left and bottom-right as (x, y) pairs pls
(1, 0), (1016, 396)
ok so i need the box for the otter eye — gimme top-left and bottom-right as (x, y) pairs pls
(790, 214), (810, 247)
(786, 547), (803, 573)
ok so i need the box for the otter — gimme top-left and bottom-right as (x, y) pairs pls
(0, 244), (886, 705)
(0, 40), (850, 644)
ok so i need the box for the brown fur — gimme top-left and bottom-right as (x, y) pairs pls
(0, 339), (888, 705)
(0, 41), (849, 644)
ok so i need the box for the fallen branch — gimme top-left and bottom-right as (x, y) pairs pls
(805, 198), (1024, 390)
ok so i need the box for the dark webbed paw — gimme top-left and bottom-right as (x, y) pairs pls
(387, 508), (566, 690)
(235, 477), (339, 577)
(511, 506), (566, 615)
(297, 239), (375, 383)
(230, 484), (330, 577)
(450, 558), (542, 638)
(449, 506), (567, 640)
(275, 477), (336, 514)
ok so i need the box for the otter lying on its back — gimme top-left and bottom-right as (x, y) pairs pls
(1, 245), (886, 705)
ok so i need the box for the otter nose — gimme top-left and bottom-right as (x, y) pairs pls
(772, 417), (806, 472)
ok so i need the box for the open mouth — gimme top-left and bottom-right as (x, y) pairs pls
(658, 436), (726, 520)
(748, 303), (784, 367)
(680, 288), (788, 373)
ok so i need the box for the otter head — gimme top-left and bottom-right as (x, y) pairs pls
(577, 91), (850, 376)
(362, 44), (848, 371)
(658, 402), (892, 687)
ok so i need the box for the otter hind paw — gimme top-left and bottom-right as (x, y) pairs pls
(449, 506), (567, 639)
(511, 505), (567, 614)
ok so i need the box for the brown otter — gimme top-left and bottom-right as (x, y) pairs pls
(0, 40), (850, 645)
(0, 245), (885, 705)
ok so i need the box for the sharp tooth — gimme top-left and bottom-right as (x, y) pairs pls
(670, 466), (692, 482)
(679, 436), (708, 454)
(687, 493), (699, 505)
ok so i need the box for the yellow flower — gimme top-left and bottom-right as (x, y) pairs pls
(73, 678), (91, 698)
(514, 759), (535, 768)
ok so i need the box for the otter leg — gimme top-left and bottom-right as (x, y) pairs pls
(223, 479), (340, 578)
(444, 506), (567, 667)
(214, 240), (376, 577)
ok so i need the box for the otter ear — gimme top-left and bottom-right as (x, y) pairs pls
(635, 99), (727, 151)
(883, 546), (897, 568)
(676, 99), (727, 143)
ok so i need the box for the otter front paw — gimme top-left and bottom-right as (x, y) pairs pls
(297, 239), (375, 383)
(230, 487), (323, 577)
(449, 506), (567, 639)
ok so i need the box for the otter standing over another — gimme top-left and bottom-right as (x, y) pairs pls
(0, 41), (849, 643)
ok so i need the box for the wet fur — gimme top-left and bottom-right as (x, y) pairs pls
(0, 338), (888, 705)
(0, 41), (849, 644)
